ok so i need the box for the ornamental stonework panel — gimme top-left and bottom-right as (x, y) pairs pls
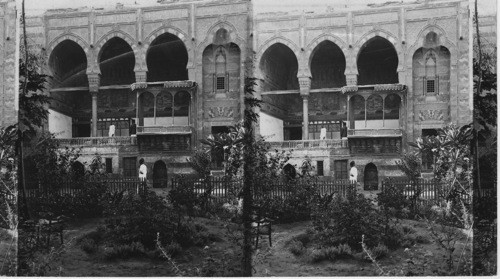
(418, 109), (448, 122)
(207, 107), (235, 118)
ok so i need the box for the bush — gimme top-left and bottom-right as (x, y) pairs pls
(309, 248), (329, 263)
(377, 182), (410, 218)
(371, 243), (389, 260)
(253, 178), (320, 223)
(200, 253), (242, 276)
(308, 244), (354, 263)
(103, 191), (178, 249)
(288, 240), (305, 256)
(165, 242), (182, 258)
(104, 242), (147, 260)
(311, 192), (385, 250)
(80, 238), (98, 254)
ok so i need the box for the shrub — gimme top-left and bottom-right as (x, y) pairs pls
(80, 238), (98, 254)
(104, 242), (147, 260)
(103, 191), (178, 249)
(165, 242), (182, 258)
(200, 253), (242, 276)
(309, 248), (329, 263)
(294, 233), (312, 246)
(308, 244), (354, 263)
(311, 192), (385, 250)
(371, 243), (389, 260)
(332, 243), (353, 259)
(288, 240), (305, 256)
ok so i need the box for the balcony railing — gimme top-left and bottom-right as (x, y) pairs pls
(347, 129), (403, 137)
(267, 139), (348, 149)
(137, 126), (193, 135)
(55, 136), (137, 147)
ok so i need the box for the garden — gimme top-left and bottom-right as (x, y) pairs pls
(10, 122), (487, 276)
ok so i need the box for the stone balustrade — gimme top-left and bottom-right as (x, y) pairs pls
(267, 139), (348, 149)
(55, 136), (137, 146)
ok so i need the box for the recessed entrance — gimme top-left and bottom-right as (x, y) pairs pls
(153, 160), (168, 188)
(364, 163), (378, 190)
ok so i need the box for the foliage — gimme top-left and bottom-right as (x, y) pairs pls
(311, 192), (386, 250)
(187, 151), (212, 179)
(22, 132), (81, 191)
(168, 176), (201, 217)
(370, 244), (389, 260)
(104, 242), (147, 260)
(255, 178), (318, 223)
(19, 50), (51, 141)
(409, 124), (473, 226)
(80, 238), (99, 254)
(377, 180), (411, 219)
(200, 253), (243, 277)
(288, 240), (306, 256)
(309, 244), (354, 263)
(396, 152), (421, 181)
(20, 179), (107, 219)
(0, 125), (18, 231)
(103, 191), (211, 252)
(103, 191), (178, 249)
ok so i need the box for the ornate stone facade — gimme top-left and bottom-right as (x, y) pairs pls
(0, 0), (16, 127)
(25, 0), (473, 184)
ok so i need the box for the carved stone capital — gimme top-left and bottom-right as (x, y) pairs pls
(87, 73), (100, 92)
(345, 73), (357, 86)
(298, 76), (311, 96)
(135, 71), (147, 83)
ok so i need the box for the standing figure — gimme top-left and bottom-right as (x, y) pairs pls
(138, 158), (147, 193)
(109, 122), (116, 137)
(349, 161), (358, 184)
(129, 119), (137, 137)
(340, 121), (347, 139)
(320, 126), (327, 140)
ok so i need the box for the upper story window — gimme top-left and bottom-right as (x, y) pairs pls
(424, 51), (438, 95)
(214, 47), (228, 92)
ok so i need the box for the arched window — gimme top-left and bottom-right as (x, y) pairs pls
(214, 47), (228, 91)
(424, 51), (438, 95)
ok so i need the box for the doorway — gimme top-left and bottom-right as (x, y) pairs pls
(364, 163), (378, 190)
(153, 160), (168, 188)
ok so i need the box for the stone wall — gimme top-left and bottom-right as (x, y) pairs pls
(0, 0), (16, 127)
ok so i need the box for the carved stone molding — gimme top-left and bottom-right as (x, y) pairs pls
(418, 109), (446, 121)
(208, 107), (234, 118)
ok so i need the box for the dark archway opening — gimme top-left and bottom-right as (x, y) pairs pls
(146, 33), (188, 82)
(364, 163), (378, 190)
(310, 41), (346, 89)
(99, 37), (135, 86)
(259, 43), (299, 91)
(153, 160), (168, 188)
(49, 40), (88, 88)
(357, 36), (398, 85)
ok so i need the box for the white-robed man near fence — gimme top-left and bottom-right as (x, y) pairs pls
(138, 158), (147, 193)
(349, 161), (358, 189)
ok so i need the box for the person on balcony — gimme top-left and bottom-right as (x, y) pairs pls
(129, 120), (137, 137)
(320, 126), (327, 140)
(109, 122), (116, 137)
(340, 122), (347, 139)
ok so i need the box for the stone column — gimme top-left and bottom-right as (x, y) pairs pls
(298, 76), (311, 140)
(88, 73), (100, 137)
(135, 71), (147, 83)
